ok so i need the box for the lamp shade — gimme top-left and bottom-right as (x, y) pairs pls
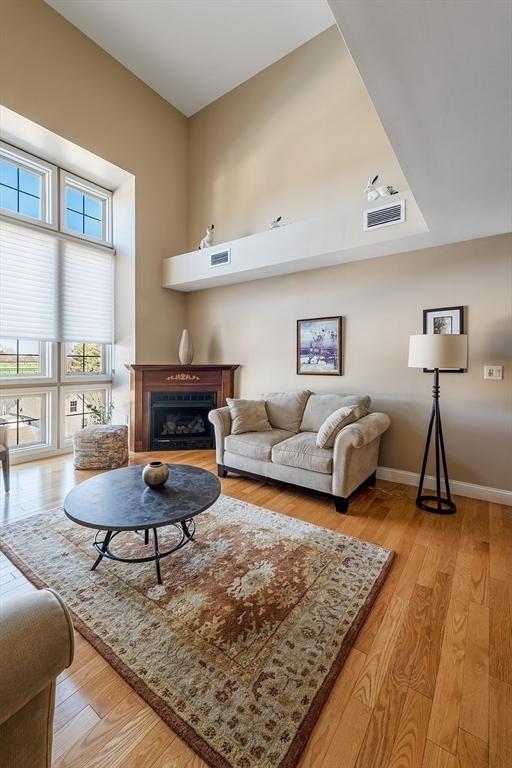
(408, 334), (468, 369)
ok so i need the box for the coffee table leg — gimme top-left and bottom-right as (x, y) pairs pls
(135, 530), (149, 545)
(152, 528), (162, 585)
(182, 520), (194, 541)
(91, 530), (113, 571)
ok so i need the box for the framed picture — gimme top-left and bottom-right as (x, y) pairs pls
(423, 305), (465, 372)
(297, 316), (342, 375)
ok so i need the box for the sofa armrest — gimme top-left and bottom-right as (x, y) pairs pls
(208, 406), (232, 464)
(332, 413), (390, 498)
(336, 412), (391, 449)
(0, 425), (8, 451)
(0, 589), (74, 725)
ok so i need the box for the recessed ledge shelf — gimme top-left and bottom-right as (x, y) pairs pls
(162, 190), (428, 292)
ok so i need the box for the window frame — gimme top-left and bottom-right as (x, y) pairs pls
(0, 141), (58, 229)
(60, 382), (112, 447)
(60, 170), (113, 246)
(60, 342), (112, 383)
(0, 341), (56, 385)
(0, 386), (57, 459)
(0, 143), (115, 462)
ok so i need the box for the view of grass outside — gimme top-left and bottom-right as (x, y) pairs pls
(0, 339), (41, 376)
(0, 340), (105, 377)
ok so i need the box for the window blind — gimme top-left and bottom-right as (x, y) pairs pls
(0, 219), (59, 341)
(0, 218), (114, 344)
(61, 239), (114, 344)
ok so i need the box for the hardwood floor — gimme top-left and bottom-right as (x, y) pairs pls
(1, 450), (511, 768)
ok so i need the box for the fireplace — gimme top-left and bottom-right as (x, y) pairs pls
(126, 364), (239, 452)
(150, 391), (216, 450)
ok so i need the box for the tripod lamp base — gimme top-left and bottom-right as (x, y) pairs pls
(416, 495), (456, 515)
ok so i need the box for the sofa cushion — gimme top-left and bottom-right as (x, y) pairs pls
(271, 432), (333, 474)
(264, 389), (311, 433)
(316, 404), (369, 449)
(225, 429), (294, 462)
(300, 394), (371, 432)
(226, 398), (272, 435)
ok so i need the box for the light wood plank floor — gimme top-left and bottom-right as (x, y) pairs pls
(1, 451), (511, 768)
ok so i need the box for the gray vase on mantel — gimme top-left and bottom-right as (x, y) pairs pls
(178, 329), (194, 365)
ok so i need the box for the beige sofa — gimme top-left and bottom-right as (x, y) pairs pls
(0, 589), (74, 768)
(209, 391), (390, 513)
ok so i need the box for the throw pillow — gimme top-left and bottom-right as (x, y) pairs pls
(316, 405), (368, 448)
(264, 390), (311, 433)
(226, 398), (272, 435)
(300, 394), (371, 432)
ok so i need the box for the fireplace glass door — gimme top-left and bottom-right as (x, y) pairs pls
(150, 391), (216, 450)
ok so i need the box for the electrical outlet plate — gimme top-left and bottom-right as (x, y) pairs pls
(484, 365), (503, 380)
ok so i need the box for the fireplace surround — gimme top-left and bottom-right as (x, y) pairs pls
(126, 364), (238, 452)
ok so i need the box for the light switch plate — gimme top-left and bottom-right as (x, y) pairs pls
(484, 365), (503, 380)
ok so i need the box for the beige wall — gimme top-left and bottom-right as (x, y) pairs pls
(187, 26), (408, 249)
(2, 2), (511, 491)
(185, 234), (512, 491)
(0, 0), (187, 363)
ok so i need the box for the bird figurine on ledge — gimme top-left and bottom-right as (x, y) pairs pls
(269, 216), (282, 229)
(364, 175), (398, 202)
(199, 224), (214, 249)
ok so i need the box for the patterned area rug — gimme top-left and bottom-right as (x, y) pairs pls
(0, 495), (393, 768)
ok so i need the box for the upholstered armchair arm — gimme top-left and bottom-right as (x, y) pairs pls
(208, 406), (232, 464)
(332, 413), (391, 498)
(0, 425), (8, 448)
(0, 589), (74, 725)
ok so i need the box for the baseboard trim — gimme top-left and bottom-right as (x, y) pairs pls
(376, 466), (512, 506)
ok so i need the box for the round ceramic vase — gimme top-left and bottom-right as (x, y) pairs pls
(142, 461), (169, 489)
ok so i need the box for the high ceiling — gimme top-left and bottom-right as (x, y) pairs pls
(44, 0), (511, 248)
(328, 0), (512, 244)
(44, 0), (335, 116)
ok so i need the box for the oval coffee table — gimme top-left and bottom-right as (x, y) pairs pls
(64, 464), (221, 584)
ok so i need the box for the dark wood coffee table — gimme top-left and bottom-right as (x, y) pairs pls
(63, 464), (221, 584)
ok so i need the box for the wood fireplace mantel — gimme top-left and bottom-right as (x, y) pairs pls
(126, 364), (239, 452)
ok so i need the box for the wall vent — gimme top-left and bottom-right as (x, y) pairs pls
(364, 200), (405, 231)
(208, 248), (231, 268)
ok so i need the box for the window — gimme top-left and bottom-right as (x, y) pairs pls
(0, 160), (41, 219)
(63, 388), (108, 443)
(60, 171), (112, 245)
(0, 339), (41, 377)
(0, 392), (49, 449)
(65, 187), (102, 239)
(1, 218), (114, 350)
(0, 144), (114, 461)
(64, 342), (110, 377)
(0, 142), (57, 227)
(0, 339), (52, 380)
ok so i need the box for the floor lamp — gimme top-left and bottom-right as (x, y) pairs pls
(408, 334), (468, 514)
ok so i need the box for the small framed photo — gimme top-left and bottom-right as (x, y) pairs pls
(423, 305), (465, 372)
(297, 316), (342, 375)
